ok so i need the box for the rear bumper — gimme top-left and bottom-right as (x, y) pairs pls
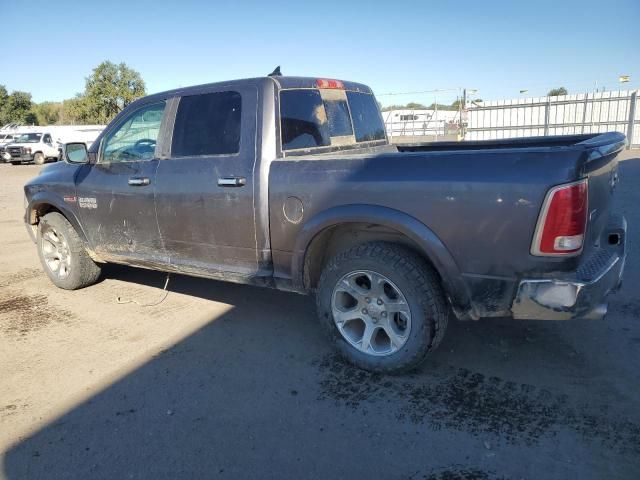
(512, 215), (626, 320)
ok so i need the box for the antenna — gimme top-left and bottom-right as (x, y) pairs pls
(268, 66), (282, 77)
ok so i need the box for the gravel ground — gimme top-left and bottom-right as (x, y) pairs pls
(0, 151), (639, 480)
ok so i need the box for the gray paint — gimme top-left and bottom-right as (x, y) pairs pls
(23, 76), (628, 320)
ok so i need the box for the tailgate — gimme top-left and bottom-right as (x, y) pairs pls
(578, 133), (626, 253)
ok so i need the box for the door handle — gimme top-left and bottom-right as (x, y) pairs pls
(128, 177), (150, 186)
(218, 176), (246, 187)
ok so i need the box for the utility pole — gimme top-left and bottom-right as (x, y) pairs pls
(461, 89), (467, 140)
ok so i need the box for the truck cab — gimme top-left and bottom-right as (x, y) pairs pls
(4, 131), (59, 165)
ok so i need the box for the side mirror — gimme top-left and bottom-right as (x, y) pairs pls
(65, 142), (89, 164)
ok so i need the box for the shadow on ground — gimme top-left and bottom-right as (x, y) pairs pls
(3, 158), (640, 479)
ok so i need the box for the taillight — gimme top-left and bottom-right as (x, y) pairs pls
(531, 179), (588, 256)
(316, 78), (344, 89)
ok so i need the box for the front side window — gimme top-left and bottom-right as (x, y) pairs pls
(172, 91), (242, 157)
(43, 134), (52, 144)
(102, 101), (166, 163)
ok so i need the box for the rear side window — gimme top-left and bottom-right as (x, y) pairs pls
(280, 90), (330, 150)
(172, 91), (241, 157)
(346, 91), (386, 142)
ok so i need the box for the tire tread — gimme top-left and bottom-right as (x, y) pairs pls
(316, 241), (449, 374)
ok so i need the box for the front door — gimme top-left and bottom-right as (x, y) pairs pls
(75, 100), (168, 265)
(154, 87), (259, 276)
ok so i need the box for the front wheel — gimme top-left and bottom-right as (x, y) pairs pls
(37, 212), (102, 290)
(316, 242), (449, 374)
(33, 152), (45, 165)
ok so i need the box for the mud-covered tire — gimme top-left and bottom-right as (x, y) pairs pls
(33, 152), (45, 165)
(316, 242), (449, 374)
(37, 212), (101, 290)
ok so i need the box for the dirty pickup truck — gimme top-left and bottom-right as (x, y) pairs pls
(24, 75), (627, 373)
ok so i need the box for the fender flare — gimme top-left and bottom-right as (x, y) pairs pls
(26, 191), (89, 245)
(291, 204), (473, 316)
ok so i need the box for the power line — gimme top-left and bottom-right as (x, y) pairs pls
(377, 88), (461, 97)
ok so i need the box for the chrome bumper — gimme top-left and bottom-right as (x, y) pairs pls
(512, 215), (626, 321)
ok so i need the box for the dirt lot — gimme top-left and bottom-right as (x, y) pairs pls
(1, 153), (639, 479)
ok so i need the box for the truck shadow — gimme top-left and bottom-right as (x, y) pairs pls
(3, 262), (639, 479)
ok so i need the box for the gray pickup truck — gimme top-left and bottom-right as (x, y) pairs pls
(24, 75), (627, 373)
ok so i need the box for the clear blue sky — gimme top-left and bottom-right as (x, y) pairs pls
(3, 0), (639, 106)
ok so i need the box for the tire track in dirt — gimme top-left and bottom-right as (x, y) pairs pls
(0, 290), (75, 338)
(0, 268), (42, 287)
(317, 355), (640, 456)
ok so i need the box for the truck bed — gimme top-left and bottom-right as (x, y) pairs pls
(269, 132), (626, 318)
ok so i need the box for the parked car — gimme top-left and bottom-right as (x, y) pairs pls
(3, 132), (60, 165)
(23, 75), (627, 373)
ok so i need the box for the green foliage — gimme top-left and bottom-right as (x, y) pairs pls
(0, 61), (146, 127)
(61, 95), (93, 124)
(0, 90), (37, 125)
(33, 101), (63, 125)
(547, 87), (568, 97)
(405, 102), (428, 110)
(381, 99), (462, 112)
(77, 61), (146, 124)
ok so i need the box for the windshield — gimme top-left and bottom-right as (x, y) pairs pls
(280, 87), (386, 153)
(15, 133), (42, 143)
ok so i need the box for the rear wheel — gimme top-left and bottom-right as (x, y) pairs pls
(10, 161), (20, 166)
(33, 152), (45, 165)
(37, 212), (101, 290)
(316, 242), (449, 374)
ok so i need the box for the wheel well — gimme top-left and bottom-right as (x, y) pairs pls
(29, 203), (62, 225)
(303, 222), (438, 289)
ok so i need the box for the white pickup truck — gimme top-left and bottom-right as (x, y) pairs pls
(2, 132), (60, 165)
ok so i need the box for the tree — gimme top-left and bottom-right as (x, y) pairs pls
(80, 61), (146, 123)
(33, 101), (63, 125)
(547, 87), (568, 97)
(2, 91), (37, 125)
(61, 95), (92, 124)
(0, 85), (8, 125)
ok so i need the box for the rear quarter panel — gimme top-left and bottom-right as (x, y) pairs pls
(269, 147), (587, 291)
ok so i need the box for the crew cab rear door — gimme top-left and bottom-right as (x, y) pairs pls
(154, 85), (259, 276)
(74, 100), (168, 264)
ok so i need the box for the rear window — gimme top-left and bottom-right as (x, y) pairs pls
(346, 91), (386, 142)
(172, 91), (241, 157)
(280, 87), (385, 152)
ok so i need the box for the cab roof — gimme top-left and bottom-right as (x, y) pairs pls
(142, 76), (374, 104)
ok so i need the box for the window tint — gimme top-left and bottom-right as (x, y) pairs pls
(172, 91), (241, 157)
(43, 134), (52, 143)
(280, 89), (330, 150)
(102, 101), (166, 163)
(323, 97), (353, 137)
(346, 91), (386, 142)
